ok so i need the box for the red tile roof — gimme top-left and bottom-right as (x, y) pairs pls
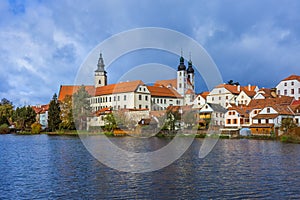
(216, 84), (257, 95)
(282, 74), (300, 82)
(32, 104), (49, 114)
(95, 80), (144, 96)
(199, 91), (209, 99)
(248, 96), (294, 109)
(228, 105), (249, 117)
(154, 79), (177, 89)
(253, 114), (279, 119)
(58, 85), (95, 101)
(147, 85), (182, 98)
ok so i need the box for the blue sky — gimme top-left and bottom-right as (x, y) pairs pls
(1, 0), (300, 106)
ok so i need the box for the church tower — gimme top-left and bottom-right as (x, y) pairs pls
(187, 57), (195, 90)
(177, 55), (186, 96)
(95, 53), (107, 88)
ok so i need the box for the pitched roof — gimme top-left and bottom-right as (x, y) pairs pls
(282, 74), (300, 82)
(216, 84), (257, 95)
(154, 79), (177, 89)
(199, 91), (209, 99)
(95, 80), (144, 96)
(147, 85), (182, 98)
(256, 88), (273, 98)
(32, 104), (49, 114)
(58, 85), (95, 101)
(242, 89), (256, 97)
(253, 114), (279, 119)
(228, 105), (249, 117)
(248, 96), (294, 109)
(208, 103), (227, 113)
(94, 107), (112, 116)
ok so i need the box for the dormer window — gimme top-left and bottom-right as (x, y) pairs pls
(267, 108), (270, 113)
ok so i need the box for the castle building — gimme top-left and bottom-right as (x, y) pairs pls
(88, 52), (195, 112)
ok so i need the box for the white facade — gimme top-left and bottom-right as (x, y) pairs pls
(276, 75), (300, 100)
(193, 94), (206, 109)
(206, 87), (236, 108)
(236, 90), (252, 105)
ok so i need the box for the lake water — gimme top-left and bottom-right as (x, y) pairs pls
(0, 134), (300, 199)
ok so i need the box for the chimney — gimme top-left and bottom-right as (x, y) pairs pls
(248, 84), (251, 91)
(237, 85), (240, 92)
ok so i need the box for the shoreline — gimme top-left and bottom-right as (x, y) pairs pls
(6, 130), (300, 144)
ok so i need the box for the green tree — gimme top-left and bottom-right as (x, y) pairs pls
(104, 113), (117, 132)
(48, 94), (62, 131)
(12, 106), (36, 131)
(60, 95), (76, 130)
(0, 98), (14, 125)
(280, 118), (297, 134)
(72, 86), (92, 130)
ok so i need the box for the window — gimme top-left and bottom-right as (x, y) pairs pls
(291, 89), (294, 95)
(216, 113), (218, 117)
(277, 90), (280, 95)
(117, 96), (120, 101)
(296, 118), (299, 124)
(139, 95), (142, 100)
(266, 119), (269, 124)
(226, 96), (228, 100)
(143, 88), (146, 91)
(179, 83), (182, 88)
(212, 97), (214, 101)
(233, 119), (237, 124)
(157, 99), (159, 103)
(139, 104), (142, 109)
(105, 97), (107, 102)
(164, 99), (166, 104)
(219, 90), (221, 94)
(267, 108), (270, 113)
(284, 89), (287, 95)
(145, 96), (148, 101)
(219, 96), (221, 100)
(146, 105), (148, 109)
(124, 105), (126, 109)
(241, 95), (244, 99)
(109, 97), (111, 102)
(227, 119), (231, 124)
(114, 96), (116, 101)
(179, 72), (181, 76)
(124, 95), (126, 101)
(292, 81), (294, 86)
(284, 82), (287, 86)
(245, 100), (248, 104)
(160, 99), (163, 104)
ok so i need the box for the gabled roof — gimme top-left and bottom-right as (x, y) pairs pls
(58, 85), (95, 101)
(154, 79), (177, 89)
(147, 85), (182, 98)
(95, 80), (144, 96)
(248, 96), (294, 109)
(241, 89), (256, 98)
(94, 107), (112, 116)
(282, 74), (300, 82)
(199, 91), (209, 99)
(253, 114), (279, 119)
(215, 84), (257, 95)
(228, 105), (249, 117)
(208, 103), (227, 113)
(32, 104), (49, 114)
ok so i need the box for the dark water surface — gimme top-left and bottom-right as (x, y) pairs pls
(0, 134), (300, 199)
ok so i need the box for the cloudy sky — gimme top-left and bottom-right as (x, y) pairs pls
(1, 0), (300, 106)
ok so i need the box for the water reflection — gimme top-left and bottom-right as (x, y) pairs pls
(0, 135), (299, 199)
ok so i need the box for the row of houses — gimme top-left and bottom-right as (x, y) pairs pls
(48, 53), (300, 135)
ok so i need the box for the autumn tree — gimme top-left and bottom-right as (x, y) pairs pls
(48, 94), (61, 131)
(72, 86), (92, 130)
(60, 95), (76, 130)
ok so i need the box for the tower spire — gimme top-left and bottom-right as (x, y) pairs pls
(95, 52), (105, 72)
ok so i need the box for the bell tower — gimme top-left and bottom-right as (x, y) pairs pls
(95, 53), (107, 88)
(177, 54), (186, 96)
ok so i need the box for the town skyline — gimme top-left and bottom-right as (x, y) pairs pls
(1, 0), (300, 106)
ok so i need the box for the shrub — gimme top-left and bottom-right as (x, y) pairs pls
(0, 123), (10, 134)
(31, 122), (42, 134)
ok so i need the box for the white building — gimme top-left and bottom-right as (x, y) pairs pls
(206, 84), (258, 108)
(276, 75), (300, 100)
